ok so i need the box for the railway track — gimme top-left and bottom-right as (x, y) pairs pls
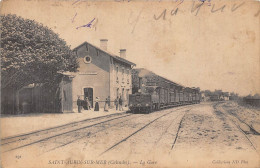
(153, 113), (184, 147)
(228, 117), (258, 152)
(142, 111), (189, 156)
(2, 113), (134, 152)
(44, 106), (193, 155)
(171, 112), (187, 150)
(2, 108), (170, 153)
(1, 112), (128, 144)
(99, 106), (193, 156)
(226, 108), (260, 135)
(2, 105), (195, 156)
(215, 103), (258, 152)
(43, 106), (195, 154)
(44, 113), (147, 154)
(216, 103), (260, 135)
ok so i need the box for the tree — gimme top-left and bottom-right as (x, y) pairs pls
(1, 14), (78, 90)
(253, 94), (260, 99)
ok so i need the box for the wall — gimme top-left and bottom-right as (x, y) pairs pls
(72, 43), (110, 110)
(111, 60), (132, 107)
(1, 88), (16, 114)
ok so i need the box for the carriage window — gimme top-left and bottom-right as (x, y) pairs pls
(156, 88), (160, 94)
(138, 77), (142, 89)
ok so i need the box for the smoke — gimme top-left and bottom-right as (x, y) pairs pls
(138, 69), (152, 78)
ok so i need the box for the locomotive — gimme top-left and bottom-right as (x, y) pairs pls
(129, 68), (201, 114)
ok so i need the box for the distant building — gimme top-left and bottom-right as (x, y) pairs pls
(243, 94), (260, 107)
(223, 92), (230, 101)
(229, 92), (239, 100)
(200, 90), (230, 102)
(200, 91), (210, 101)
(210, 94), (220, 101)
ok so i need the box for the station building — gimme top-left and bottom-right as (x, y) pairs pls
(70, 39), (136, 110)
(1, 39), (135, 114)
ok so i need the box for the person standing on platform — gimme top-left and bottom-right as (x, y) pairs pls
(94, 97), (99, 111)
(77, 96), (82, 113)
(119, 96), (123, 111)
(87, 97), (91, 110)
(84, 97), (89, 110)
(85, 97), (91, 110)
(114, 97), (119, 111)
(104, 98), (109, 112)
(108, 96), (111, 108)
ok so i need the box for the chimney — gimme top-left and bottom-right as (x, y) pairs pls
(120, 49), (126, 58)
(100, 39), (108, 51)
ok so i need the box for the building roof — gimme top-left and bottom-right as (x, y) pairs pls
(73, 41), (136, 66)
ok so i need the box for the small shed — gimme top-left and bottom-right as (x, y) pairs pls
(1, 74), (74, 114)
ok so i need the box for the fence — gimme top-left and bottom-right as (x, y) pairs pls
(243, 98), (260, 107)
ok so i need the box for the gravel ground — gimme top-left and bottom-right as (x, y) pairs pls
(0, 108), (125, 139)
(221, 101), (260, 134)
(1, 102), (259, 168)
(171, 102), (259, 168)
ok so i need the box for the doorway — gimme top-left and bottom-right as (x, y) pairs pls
(19, 88), (33, 113)
(84, 88), (93, 108)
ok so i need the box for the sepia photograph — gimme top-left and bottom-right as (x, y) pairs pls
(0, 0), (259, 167)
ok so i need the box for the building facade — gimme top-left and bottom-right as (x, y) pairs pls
(71, 39), (136, 110)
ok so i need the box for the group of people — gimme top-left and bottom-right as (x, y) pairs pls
(77, 96), (124, 113)
(77, 97), (92, 113)
(114, 96), (124, 111)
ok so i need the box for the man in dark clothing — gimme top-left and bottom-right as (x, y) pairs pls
(108, 96), (111, 107)
(77, 96), (82, 113)
(114, 97), (119, 110)
(119, 96), (123, 111)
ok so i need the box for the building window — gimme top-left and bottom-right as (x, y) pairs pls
(127, 69), (130, 84)
(126, 89), (129, 103)
(122, 88), (125, 101)
(116, 66), (119, 82)
(122, 68), (124, 83)
(116, 88), (119, 98)
(96, 49), (99, 56)
(84, 56), (92, 64)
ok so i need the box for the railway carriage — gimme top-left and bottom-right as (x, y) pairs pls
(129, 68), (201, 114)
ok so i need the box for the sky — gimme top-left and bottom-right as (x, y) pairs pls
(1, 0), (259, 96)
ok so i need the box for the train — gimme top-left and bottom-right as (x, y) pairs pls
(129, 68), (201, 114)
